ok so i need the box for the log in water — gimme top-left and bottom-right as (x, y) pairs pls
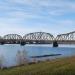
(31, 54), (61, 58)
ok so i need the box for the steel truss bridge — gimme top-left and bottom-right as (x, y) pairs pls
(0, 31), (75, 47)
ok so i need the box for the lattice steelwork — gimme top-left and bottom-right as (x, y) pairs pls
(3, 34), (22, 40)
(56, 31), (75, 40)
(23, 32), (54, 41)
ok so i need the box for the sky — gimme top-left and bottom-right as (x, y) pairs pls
(0, 0), (75, 36)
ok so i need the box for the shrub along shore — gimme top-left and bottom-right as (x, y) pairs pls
(0, 56), (75, 75)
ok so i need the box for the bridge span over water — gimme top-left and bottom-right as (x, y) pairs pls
(0, 31), (75, 47)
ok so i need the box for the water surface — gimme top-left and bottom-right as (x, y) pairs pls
(0, 44), (75, 67)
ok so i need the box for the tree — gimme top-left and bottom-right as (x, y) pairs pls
(16, 50), (28, 66)
(0, 55), (5, 69)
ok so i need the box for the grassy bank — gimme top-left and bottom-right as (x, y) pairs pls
(0, 56), (75, 75)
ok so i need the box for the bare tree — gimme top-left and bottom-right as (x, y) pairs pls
(16, 50), (28, 66)
(0, 55), (5, 69)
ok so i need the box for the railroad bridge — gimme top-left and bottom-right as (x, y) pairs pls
(0, 31), (75, 47)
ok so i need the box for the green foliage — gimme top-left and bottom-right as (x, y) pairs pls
(0, 57), (75, 75)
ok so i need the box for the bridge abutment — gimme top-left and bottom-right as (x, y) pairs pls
(53, 41), (58, 47)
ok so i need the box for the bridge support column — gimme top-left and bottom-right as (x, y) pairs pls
(53, 41), (58, 47)
(20, 41), (26, 46)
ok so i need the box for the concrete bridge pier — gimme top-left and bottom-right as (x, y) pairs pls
(53, 41), (58, 47)
(20, 41), (26, 46)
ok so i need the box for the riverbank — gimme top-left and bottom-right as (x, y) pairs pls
(0, 56), (75, 75)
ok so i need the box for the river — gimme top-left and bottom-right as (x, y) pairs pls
(0, 44), (75, 67)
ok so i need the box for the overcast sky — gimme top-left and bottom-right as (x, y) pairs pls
(0, 0), (75, 36)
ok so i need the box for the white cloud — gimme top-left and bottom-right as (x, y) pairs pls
(0, 0), (75, 35)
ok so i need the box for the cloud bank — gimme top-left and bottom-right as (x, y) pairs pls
(0, 0), (75, 35)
